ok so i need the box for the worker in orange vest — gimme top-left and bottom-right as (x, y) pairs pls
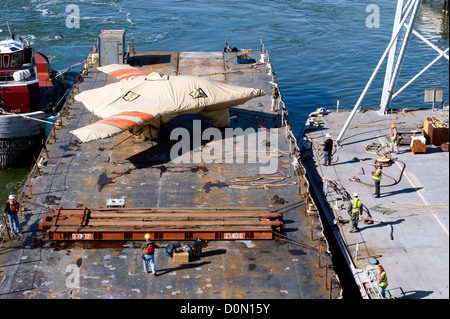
(5, 194), (20, 236)
(141, 233), (157, 275)
(389, 124), (399, 154)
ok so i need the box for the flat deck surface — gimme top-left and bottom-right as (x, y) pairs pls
(0, 50), (339, 299)
(302, 107), (449, 299)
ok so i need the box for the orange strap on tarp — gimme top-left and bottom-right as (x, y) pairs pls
(95, 112), (155, 131)
(96, 118), (136, 131)
(112, 111), (155, 122)
(109, 69), (149, 80)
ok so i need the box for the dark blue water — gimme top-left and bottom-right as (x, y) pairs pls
(1, 0), (448, 199)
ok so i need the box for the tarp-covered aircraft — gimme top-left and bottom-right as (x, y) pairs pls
(71, 65), (265, 143)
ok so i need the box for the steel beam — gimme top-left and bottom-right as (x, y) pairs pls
(39, 207), (281, 240)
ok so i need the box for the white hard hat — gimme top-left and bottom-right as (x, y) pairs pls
(9, 195), (15, 200)
(353, 193), (358, 197)
(325, 133), (330, 138)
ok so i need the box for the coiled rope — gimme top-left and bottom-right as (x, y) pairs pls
(229, 171), (297, 189)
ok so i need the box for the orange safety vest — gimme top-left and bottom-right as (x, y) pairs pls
(143, 243), (155, 255)
(391, 128), (398, 141)
(7, 199), (19, 212)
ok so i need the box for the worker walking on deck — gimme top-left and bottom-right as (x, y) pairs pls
(389, 124), (399, 154)
(5, 195), (20, 236)
(347, 193), (363, 233)
(371, 162), (383, 198)
(377, 265), (389, 299)
(141, 234), (158, 275)
(323, 133), (333, 166)
(271, 84), (279, 112)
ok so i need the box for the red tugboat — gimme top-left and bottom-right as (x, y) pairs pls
(0, 37), (66, 168)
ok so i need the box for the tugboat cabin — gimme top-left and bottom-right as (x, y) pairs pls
(0, 39), (24, 70)
(0, 39), (41, 113)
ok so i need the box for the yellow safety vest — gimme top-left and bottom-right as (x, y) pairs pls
(351, 199), (361, 214)
(378, 271), (388, 288)
(372, 168), (382, 182)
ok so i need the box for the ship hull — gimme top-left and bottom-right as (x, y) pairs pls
(0, 111), (47, 168)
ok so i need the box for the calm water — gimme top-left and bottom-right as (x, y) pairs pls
(0, 0), (448, 202)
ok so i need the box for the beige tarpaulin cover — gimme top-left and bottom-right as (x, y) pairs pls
(71, 73), (265, 142)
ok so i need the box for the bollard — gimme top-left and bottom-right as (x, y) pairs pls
(33, 156), (41, 176)
(27, 173), (33, 196)
(304, 194), (309, 217)
(59, 112), (64, 129)
(329, 276), (333, 299)
(53, 126), (57, 143)
(42, 138), (49, 158)
(318, 239), (322, 268)
(2, 215), (11, 240)
(354, 242), (359, 260)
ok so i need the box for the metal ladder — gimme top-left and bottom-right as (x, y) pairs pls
(355, 268), (382, 299)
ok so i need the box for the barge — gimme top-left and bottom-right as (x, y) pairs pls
(299, 0), (449, 299)
(300, 105), (449, 299)
(0, 31), (342, 300)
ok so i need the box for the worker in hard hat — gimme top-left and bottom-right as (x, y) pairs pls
(323, 133), (333, 166)
(389, 124), (399, 154)
(5, 194), (20, 236)
(377, 265), (389, 299)
(371, 162), (383, 198)
(347, 193), (363, 233)
(141, 233), (157, 275)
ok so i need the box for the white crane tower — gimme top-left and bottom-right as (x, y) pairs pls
(336, 0), (449, 146)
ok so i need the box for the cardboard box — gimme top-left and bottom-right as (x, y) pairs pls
(411, 139), (426, 154)
(173, 251), (190, 263)
(423, 118), (448, 145)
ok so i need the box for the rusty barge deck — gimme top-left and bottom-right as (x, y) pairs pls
(0, 39), (342, 299)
